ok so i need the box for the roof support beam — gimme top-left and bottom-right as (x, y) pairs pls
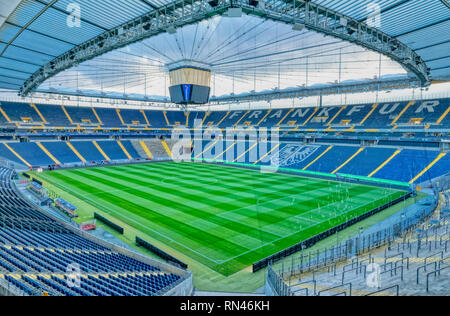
(35, 77), (418, 105)
(139, 0), (159, 10)
(441, 0), (450, 9)
(4, 21), (77, 45)
(0, 55), (42, 67)
(425, 55), (450, 62)
(33, 0), (109, 31)
(0, 0), (59, 57)
(0, 74), (27, 81)
(0, 0), (22, 29)
(395, 17), (450, 37)
(0, 66), (33, 75)
(432, 65), (450, 71)
(209, 78), (418, 104)
(0, 40), (58, 58)
(0, 80), (21, 87)
(19, 0), (431, 97)
(416, 39), (450, 51)
(357, 0), (412, 23)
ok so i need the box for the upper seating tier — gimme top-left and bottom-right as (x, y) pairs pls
(0, 98), (448, 130)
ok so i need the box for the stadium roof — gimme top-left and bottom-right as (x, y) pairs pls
(0, 0), (449, 100)
(313, 0), (450, 80)
(0, 0), (165, 91)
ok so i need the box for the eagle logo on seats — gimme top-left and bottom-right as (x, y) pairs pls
(271, 144), (319, 167)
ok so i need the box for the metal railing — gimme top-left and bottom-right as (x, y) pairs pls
(267, 193), (441, 295)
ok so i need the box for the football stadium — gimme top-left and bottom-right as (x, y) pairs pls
(0, 0), (449, 299)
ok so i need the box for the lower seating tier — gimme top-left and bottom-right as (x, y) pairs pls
(0, 167), (186, 296)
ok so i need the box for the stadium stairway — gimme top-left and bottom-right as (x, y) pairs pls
(7, 143), (53, 167)
(394, 99), (450, 128)
(130, 140), (152, 159)
(119, 109), (147, 127)
(65, 106), (99, 127)
(144, 110), (169, 129)
(414, 154), (450, 184)
(95, 108), (124, 128)
(95, 140), (129, 161)
(70, 141), (107, 162)
(284, 214), (450, 296)
(373, 149), (442, 183)
(165, 111), (188, 127)
(0, 144), (30, 169)
(116, 140), (135, 159)
(142, 140), (171, 160)
(0, 102), (43, 124)
(161, 139), (175, 158)
(336, 147), (398, 177)
(36, 104), (73, 127)
(202, 111), (228, 128)
(302, 146), (361, 174)
(41, 142), (83, 164)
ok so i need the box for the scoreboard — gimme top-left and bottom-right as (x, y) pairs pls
(169, 67), (211, 104)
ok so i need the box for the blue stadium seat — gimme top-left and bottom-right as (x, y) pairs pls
(0, 167), (185, 296)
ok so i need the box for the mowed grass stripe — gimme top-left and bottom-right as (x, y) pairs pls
(56, 164), (398, 241)
(38, 172), (234, 264)
(71, 167), (282, 242)
(113, 163), (322, 203)
(127, 162), (329, 197)
(86, 165), (365, 231)
(73, 168), (275, 251)
(102, 164), (348, 217)
(223, 189), (405, 258)
(220, 185), (385, 235)
(77, 165), (398, 242)
(65, 168), (287, 245)
(87, 167), (338, 237)
(93, 166), (310, 218)
(75, 167), (283, 248)
(43, 171), (251, 260)
(52, 170), (259, 261)
(48, 165), (331, 253)
(219, 190), (406, 270)
(40, 162), (407, 276)
(112, 163), (353, 211)
(132, 161), (329, 185)
(221, 185), (383, 233)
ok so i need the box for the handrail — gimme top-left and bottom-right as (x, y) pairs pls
(426, 265), (450, 292)
(365, 285), (399, 296)
(317, 282), (352, 296)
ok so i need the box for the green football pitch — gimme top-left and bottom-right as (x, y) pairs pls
(34, 162), (407, 276)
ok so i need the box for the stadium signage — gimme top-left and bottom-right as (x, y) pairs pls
(170, 119), (281, 172)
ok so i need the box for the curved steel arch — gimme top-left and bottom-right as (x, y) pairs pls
(19, 0), (431, 97)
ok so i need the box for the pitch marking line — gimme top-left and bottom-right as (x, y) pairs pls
(78, 167), (330, 213)
(71, 169), (286, 239)
(81, 168), (359, 240)
(38, 174), (226, 265)
(218, 192), (399, 264)
(39, 172), (401, 267)
(215, 184), (348, 232)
